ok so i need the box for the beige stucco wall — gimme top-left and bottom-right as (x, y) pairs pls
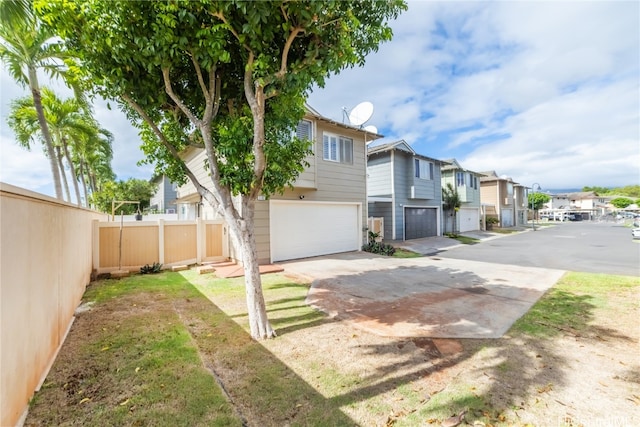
(0, 183), (107, 426)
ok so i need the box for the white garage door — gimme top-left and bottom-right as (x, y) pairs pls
(458, 208), (480, 233)
(270, 201), (360, 262)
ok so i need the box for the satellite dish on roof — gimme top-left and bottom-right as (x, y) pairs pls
(347, 101), (374, 126)
(363, 125), (378, 134)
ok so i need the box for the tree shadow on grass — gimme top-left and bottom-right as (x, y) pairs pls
(240, 262), (637, 425)
(26, 272), (358, 427)
(183, 263), (638, 425)
(397, 285), (639, 425)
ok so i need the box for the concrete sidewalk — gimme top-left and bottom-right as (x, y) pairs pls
(388, 228), (529, 255)
(280, 245), (563, 339)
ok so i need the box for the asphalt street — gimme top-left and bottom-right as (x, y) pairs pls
(441, 221), (640, 276)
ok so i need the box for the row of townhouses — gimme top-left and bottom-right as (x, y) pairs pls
(155, 106), (531, 264)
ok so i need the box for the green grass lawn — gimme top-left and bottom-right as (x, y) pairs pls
(26, 271), (355, 427)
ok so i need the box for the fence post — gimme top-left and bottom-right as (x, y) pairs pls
(92, 219), (99, 273)
(158, 219), (165, 265)
(196, 218), (203, 264)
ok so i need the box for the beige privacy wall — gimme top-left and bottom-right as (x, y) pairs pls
(0, 183), (106, 427)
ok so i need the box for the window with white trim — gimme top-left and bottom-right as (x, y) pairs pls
(295, 119), (312, 140)
(456, 172), (465, 186)
(323, 133), (353, 164)
(415, 158), (434, 180)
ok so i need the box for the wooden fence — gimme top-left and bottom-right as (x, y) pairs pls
(93, 219), (228, 274)
(367, 217), (384, 239)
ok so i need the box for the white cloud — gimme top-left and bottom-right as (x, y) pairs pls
(0, 135), (54, 193)
(462, 78), (640, 188)
(309, 0), (639, 188)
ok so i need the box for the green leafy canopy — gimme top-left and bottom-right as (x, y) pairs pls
(528, 192), (551, 210)
(37, 0), (407, 200)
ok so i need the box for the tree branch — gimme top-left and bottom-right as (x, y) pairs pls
(161, 67), (202, 127)
(210, 10), (251, 53)
(243, 51), (258, 111)
(189, 51), (210, 103)
(275, 26), (303, 79)
(121, 93), (217, 207)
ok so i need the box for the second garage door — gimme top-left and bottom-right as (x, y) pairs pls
(270, 201), (360, 262)
(458, 208), (480, 232)
(404, 207), (438, 240)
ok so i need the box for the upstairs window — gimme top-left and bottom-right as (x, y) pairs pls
(468, 173), (478, 189)
(323, 133), (353, 164)
(415, 158), (434, 180)
(456, 172), (465, 186)
(296, 119), (312, 140)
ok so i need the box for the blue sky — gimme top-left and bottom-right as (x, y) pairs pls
(1, 1), (639, 198)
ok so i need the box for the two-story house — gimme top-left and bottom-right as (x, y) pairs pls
(479, 171), (526, 228)
(367, 140), (443, 240)
(149, 174), (177, 214)
(440, 159), (482, 233)
(541, 191), (608, 221)
(569, 192), (609, 218)
(175, 105), (382, 263)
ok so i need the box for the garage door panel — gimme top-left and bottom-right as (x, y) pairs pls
(405, 207), (437, 240)
(459, 208), (479, 232)
(271, 202), (359, 261)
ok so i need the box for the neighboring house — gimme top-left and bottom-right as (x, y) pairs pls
(479, 171), (526, 228)
(149, 174), (177, 214)
(175, 105), (382, 263)
(367, 140), (443, 241)
(568, 192), (610, 217)
(541, 191), (610, 220)
(440, 159), (481, 233)
(545, 193), (571, 210)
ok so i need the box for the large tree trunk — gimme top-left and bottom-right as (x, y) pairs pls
(231, 198), (275, 339)
(29, 67), (63, 199)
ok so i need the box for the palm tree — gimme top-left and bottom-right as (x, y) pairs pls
(442, 182), (461, 235)
(73, 126), (114, 206)
(0, 0), (32, 27)
(0, 1), (79, 199)
(8, 89), (111, 206)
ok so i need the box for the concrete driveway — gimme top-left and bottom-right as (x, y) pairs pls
(279, 251), (564, 339)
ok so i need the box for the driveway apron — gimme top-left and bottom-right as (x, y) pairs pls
(279, 251), (565, 339)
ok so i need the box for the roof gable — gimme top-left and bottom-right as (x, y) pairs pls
(441, 158), (467, 172)
(367, 139), (415, 156)
(304, 104), (384, 140)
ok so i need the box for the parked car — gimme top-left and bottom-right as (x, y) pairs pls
(632, 228), (640, 239)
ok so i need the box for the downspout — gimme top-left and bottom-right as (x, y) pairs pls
(391, 150), (396, 240)
(364, 139), (368, 247)
(496, 181), (500, 226)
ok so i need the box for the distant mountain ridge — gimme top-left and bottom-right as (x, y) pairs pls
(543, 188), (581, 194)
